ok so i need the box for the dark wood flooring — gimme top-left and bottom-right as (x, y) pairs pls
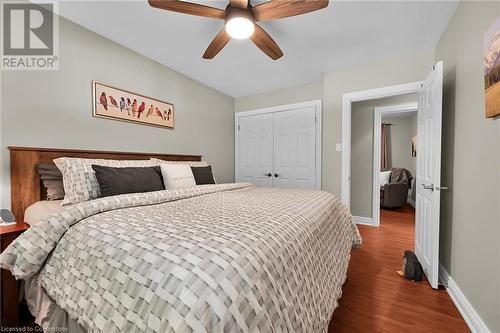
(328, 204), (470, 332)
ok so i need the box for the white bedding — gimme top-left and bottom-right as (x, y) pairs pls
(24, 200), (65, 226)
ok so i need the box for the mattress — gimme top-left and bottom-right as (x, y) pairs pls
(2, 183), (361, 333)
(24, 200), (65, 226)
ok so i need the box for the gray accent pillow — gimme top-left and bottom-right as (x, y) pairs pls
(92, 165), (165, 197)
(36, 164), (65, 200)
(191, 166), (216, 185)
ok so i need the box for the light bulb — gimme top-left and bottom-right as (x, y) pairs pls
(225, 17), (254, 39)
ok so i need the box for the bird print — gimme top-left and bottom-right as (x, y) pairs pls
(126, 98), (131, 116)
(131, 99), (138, 117)
(137, 102), (146, 118)
(99, 92), (108, 111)
(119, 97), (126, 112)
(155, 107), (164, 120)
(146, 105), (155, 117)
(109, 96), (118, 108)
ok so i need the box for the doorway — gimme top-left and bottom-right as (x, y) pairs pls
(373, 103), (418, 227)
(341, 61), (444, 289)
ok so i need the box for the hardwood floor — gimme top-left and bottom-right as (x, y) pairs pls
(329, 204), (470, 333)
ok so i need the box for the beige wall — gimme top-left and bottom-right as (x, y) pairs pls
(0, 17), (235, 209)
(382, 113), (417, 201)
(234, 49), (435, 199)
(322, 49), (434, 196)
(350, 94), (417, 218)
(234, 81), (323, 112)
(436, 1), (500, 331)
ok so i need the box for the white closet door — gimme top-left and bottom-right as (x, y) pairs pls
(273, 107), (316, 189)
(238, 113), (274, 186)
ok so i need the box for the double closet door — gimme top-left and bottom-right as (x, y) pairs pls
(235, 103), (320, 190)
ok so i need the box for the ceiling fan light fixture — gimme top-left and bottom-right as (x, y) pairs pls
(225, 17), (254, 39)
(149, 0), (329, 60)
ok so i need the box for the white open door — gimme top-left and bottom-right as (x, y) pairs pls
(415, 61), (444, 289)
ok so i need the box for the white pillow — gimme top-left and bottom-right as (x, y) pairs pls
(160, 164), (196, 189)
(380, 171), (391, 186)
(152, 157), (216, 184)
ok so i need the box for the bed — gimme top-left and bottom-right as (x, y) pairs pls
(1, 146), (361, 333)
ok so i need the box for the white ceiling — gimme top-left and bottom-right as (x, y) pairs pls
(58, 1), (458, 97)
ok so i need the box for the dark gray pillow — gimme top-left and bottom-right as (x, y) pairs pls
(92, 165), (164, 198)
(191, 166), (215, 185)
(37, 164), (65, 200)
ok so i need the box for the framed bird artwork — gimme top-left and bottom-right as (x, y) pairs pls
(92, 81), (174, 129)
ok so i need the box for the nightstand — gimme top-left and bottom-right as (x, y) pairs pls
(1, 222), (29, 328)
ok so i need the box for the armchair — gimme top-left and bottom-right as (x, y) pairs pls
(380, 168), (413, 209)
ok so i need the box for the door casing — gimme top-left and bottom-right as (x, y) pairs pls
(341, 82), (422, 210)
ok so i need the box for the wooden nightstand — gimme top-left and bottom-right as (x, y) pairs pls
(1, 222), (29, 328)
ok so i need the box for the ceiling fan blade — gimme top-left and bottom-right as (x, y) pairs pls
(149, 0), (226, 19)
(253, 0), (328, 22)
(230, 0), (248, 9)
(250, 24), (283, 60)
(203, 29), (231, 59)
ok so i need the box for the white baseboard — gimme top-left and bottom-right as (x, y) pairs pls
(407, 198), (415, 207)
(438, 263), (449, 285)
(439, 264), (491, 333)
(353, 216), (376, 226)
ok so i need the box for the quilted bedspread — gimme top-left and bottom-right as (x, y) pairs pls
(1, 183), (361, 333)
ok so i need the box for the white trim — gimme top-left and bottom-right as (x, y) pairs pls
(235, 100), (322, 190)
(439, 264), (492, 333)
(407, 198), (415, 208)
(438, 262), (449, 285)
(372, 103), (418, 226)
(341, 82), (422, 208)
(235, 100), (321, 118)
(353, 216), (376, 226)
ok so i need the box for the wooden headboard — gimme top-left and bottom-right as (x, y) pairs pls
(9, 146), (202, 221)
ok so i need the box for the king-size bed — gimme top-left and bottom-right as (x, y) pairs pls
(1, 147), (361, 333)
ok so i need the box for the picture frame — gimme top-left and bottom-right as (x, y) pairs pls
(484, 16), (500, 118)
(92, 81), (174, 129)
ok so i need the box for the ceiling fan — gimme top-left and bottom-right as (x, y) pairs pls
(148, 0), (329, 60)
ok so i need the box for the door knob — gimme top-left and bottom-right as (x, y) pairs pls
(274, 173), (279, 177)
(422, 184), (434, 191)
(265, 173), (272, 177)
